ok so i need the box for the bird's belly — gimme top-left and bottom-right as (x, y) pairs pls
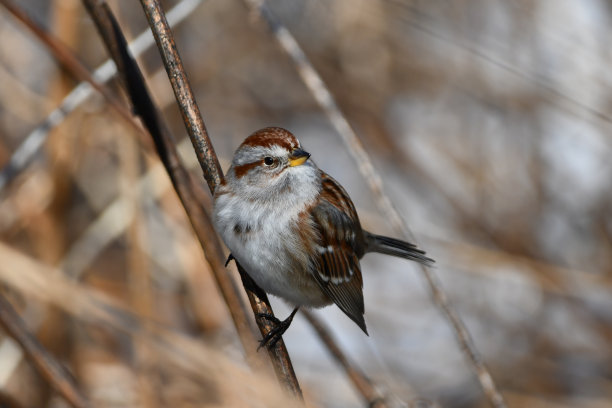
(222, 220), (329, 307)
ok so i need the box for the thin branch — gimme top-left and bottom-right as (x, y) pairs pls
(79, 0), (262, 369)
(138, 0), (221, 191)
(241, 2), (507, 408)
(301, 310), (387, 408)
(136, 0), (302, 395)
(2, 0), (268, 378)
(0, 0), (202, 194)
(236, 264), (303, 396)
(81, 0), (302, 397)
(0, 295), (88, 408)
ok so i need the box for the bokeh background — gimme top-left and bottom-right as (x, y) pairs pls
(1, 0), (611, 407)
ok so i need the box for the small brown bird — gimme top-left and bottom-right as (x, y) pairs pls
(213, 127), (432, 346)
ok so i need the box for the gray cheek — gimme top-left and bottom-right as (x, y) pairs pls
(245, 168), (268, 185)
(274, 172), (292, 194)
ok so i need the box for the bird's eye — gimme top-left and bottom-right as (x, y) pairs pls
(263, 157), (275, 166)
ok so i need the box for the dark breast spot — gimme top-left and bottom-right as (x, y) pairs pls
(234, 223), (252, 234)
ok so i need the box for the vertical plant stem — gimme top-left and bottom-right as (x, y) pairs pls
(136, 0), (302, 397)
(81, 0), (302, 398)
(138, 0), (222, 192)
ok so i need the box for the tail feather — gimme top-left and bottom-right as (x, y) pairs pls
(365, 232), (434, 265)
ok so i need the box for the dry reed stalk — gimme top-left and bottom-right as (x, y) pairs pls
(80, 0), (263, 366)
(83, 0), (302, 397)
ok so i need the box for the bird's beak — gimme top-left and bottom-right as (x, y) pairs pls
(289, 148), (310, 167)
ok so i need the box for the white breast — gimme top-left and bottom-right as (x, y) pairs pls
(213, 164), (329, 306)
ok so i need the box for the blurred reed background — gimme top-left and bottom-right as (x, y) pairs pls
(0, 0), (611, 407)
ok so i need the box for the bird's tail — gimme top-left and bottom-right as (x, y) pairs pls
(365, 232), (434, 266)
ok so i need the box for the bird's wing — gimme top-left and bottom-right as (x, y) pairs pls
(309, 172), (367, 334)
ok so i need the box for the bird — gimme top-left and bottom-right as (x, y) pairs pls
(213, 127), (432, 347)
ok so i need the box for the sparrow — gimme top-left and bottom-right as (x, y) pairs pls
(213, 127), (432, 346)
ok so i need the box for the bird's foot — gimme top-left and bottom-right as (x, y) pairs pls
(256, 307), (299, 349)
(224, 253), (235, 267)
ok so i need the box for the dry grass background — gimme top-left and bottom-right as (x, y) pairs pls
(1, 0), (612, 407)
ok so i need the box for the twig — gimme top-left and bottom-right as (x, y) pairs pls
(81, 0), (302, 397)
(242, 2), (507, 407)
(136, 0), (302, 395)
(236, 265), (303, 395)
(0, 295), (88, 408)
(138, 0), (221, 191)
(301, 310), (387, 408)
(0, 0), (202, 194)
(79, 0), (261, 368)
